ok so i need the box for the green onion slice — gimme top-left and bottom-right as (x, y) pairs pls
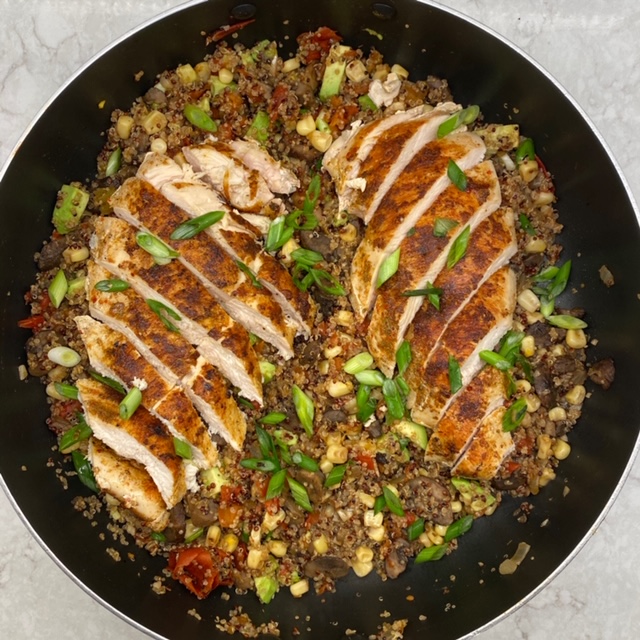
(245, 110), (269, 144)
(71, 450), (98, 493)
(502, 397), (528, 432)
(447, 159), (467, 191)
(324, 463), (348, 488)
(184, 527), (204, 543)
(433, 217), (460, 238)
(54, 382), (79, 400)
(136, 232), (179, 261)
(382, 378), (405, 421)
(444, 514), (474, 542)
(519, 213), (536, 235)
(150, 531), (166, 542)
(292, 385), (315, 437)
(358, 95), (378, 111)
(415, 543), (448, 563)
(373, 493), (386, 515)
(292, 450), (320, 472)
(437, 105), (480, 139)
(173, 437), (193, 460)
(547, 260), (572, 300)
(343, 352), (374, 375)
(515, 137), (535, 164)
(184, 104), (217, 132)
(105, 147), (122, 177)
(395, 340), (412, 375)
(285, 209), (319, 231)
(287, 475), (313, 512)
(382, 485), (405, 517)
(59, 418), (92, 454)
(240, 457), (278, 472)
(48, 269), (68, 309)
(47, 346), (81, 368)
(265, 216), (293, 253)
(119, 387), (142, 420)
(377, 248), (401, 288)
(146, 299), (181, 332)
(407, 517), (425, 542)
(546, 314), (588, 330)
(94, 278), (130, 292)
(255, 425), (279, 463)
(498, 330), (525, 360)
(402, 282), (443, 310)
(446, 225), (471, 269)
(266, 468), (287, 499)
(479, 350), (513, 371)
(260, 411), (287, 425)
(354, 369), (386, 387)
(356, 384), (378, 422)
(170, 210), (225, 240)
(308, 268), (346, 296)
(291, 248), (324, 267)
(236, 260), (262, 288)
(539, 296), (555, 318)
(448, 355), (463, 394)
(89, 370), (126, 395)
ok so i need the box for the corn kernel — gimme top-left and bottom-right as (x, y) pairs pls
(539, 466), (557, 487)
(553, 439), (571, 460)
(548, 406), (567, 422)
(319, 457), (334, 475)
(283, 57), (300, 73)
(521, 335), (536, 358)
(263, 508), (286, 532)
(565, 384), (586, 406)
(534, 190), (555, 206)
(335, 310), (354, 327)
(524, 237), (547, 254)
(551, 344), (566, 356)
(219, 533), (239, 554)
(176, 63), (198, 85)
(517, 289), (541, 313)
(296, 114), (316, 136)
(324, 345), (343, 359)
(515, 379), (532, 393)
(434, 524), (448, 537)
(339, 223), (358, 243)
(357, 492), (376, 509)
(318, 360), (330, 375)
(519, 158), (539, 182)
(116, 114), (135, 140)
(418, 532), (432, 547)
(205, 525), (221, 547)
(427, 530), (444, 546)
(450, 500), (463, 513)
(352, 560), (374, 577)
(391, 63), (409, 79)
(47, 365), (68, 383)
(313, 534), (329, 555)
(327, 380), (353, 398)
(63, 245), (89, 263)
(290, 579), (310, 597)
(525, 394), (541, 413)
(326, 444), (349, 464)
(141, 109), (167, 134)
(373, 65), (390, 81)
(267, 540), (288, 557)
(150, 137), (167, 155)
(247, 548), (267, 570)
(46, 382), (66, 400)
(367, 525), (386, 542)
(308, 130), (333, 153)
(566, 328), (587, 349)
(194, 61), (211, 82)
(537, 434), (552, 460)
(325, 432), (343, 446)
(346, 59), (367, 82)
(364, 510), (384, 528)
(355, 545), (374, 564)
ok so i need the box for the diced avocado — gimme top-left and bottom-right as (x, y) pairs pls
(451, 476), (496, 507)
(210, 75), (237, 96)
(200, 466), (228, 498)
(245, 110), (270, 144)
(392, 420), (428, 450)
(254, 575), (279, 604)
(475, 124), (520, 154)
(259, 360), (276, 383)
(319, 60), (347, 101)
(52, 184), (89, 234)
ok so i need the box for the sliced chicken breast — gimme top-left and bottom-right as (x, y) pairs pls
(110, 177), (295, 359)
(411, 266), (516, 428)
(404, 207), (517, 395)
(452, 406), (514, 480)
(75, 315), (218, 469)
(350, 131), (487, 320)
(367, 161), (502, 376)
(88, 438), (169, 531)
(91, 217), (263, 405)
(137, 153), (315, 334)
(425, 366), (506, 465)
(77, 378), (186, 509)
(86, 261), (248, 451)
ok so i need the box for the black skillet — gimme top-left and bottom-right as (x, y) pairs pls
(1, 0), (639, 638)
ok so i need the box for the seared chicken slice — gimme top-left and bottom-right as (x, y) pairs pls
(324, 103), (459, 218)
(75, 315), (218, 468)
(350, 131), (486, 320)
(77, 378), (186, 509)
(411, 266), (516, 428)
(110, 177), (296, 359)
(425, 366), (506, 465)
(137, 153), (316, 335)
(91, 217), (263, 405)
(404, 207), (516, 395)
(367, 161), (502, 376)
(183, 142), (274, 212)
(452, 406), (514, 480)
(88, 438), (169, 532)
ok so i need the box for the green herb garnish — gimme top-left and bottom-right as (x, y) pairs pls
(446, 225), (471, 269)
(170, 210), (225, 240)
(146, 299), (181, 332)
(447, 159), (467, 191)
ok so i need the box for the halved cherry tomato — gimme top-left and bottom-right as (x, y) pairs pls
(169, 547), (220, 599)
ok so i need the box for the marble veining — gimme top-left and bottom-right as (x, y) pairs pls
(1, 1), (639, 638)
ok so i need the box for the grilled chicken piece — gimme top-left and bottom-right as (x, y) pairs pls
(86, 262), (247, 450)
(183, 142), (274, 212)
(137, 152), (315, 335)
(425, 366), (506, 466)
(404, 207), (516, 394)
(91, 217), (263, 405)
(75, 315), (218, 468)
(452, 406), (514, 480)
(77, 378), (186, 508)
(88, 438), (169, 531)
(324, 103), (459, 218)
(227, 138), (300, 194)
(110, 177), (296, 359)
(411, 266), (516, 428)
(367, 161), (502, 376)
(350, 131), (486, 320)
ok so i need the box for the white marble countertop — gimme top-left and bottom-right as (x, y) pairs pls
(1, 0), (639, 638)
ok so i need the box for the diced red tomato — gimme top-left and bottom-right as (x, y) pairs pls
(504, 460), (521, 475)
(169, 547), (223, 599)
(55, 400), (82, 420)
(218, 503), (242, 528)
(355, 452), (376, 471)
(296, 27), (341, 63)
(17, 315), (45, 331)
(304, 511), (321, 529)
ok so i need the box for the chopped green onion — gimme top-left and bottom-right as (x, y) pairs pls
(240, 457), (278, 472)
(539, 296), (555, 318)
(59, 418), (92, 454)
(444, 514), (473, 542)
(119, 387), (142, 420)
(260, 412), (287, 425)
(146, 299), (181, 332)
(259, 361), (276, 383)
(184, 103), (217, 132)
(402, 282), (443, 310)
(343, 352), (374, 375)
(256, 425), (279, 462)
(292, 385), (315, 437)
(358, 95), (378, 111)
(307, 268), (346, 296)
(407, 517), (425, 541)
(515, 137), (535, 164)
(395, 375), (410, 398)
(67, 276), (86, 296)
(382, 378), (405, 421)
(446, 225), (471, 269)
(533, 265), (559, 282)
(324, 463), (348, 487)
(448, 355), (462, 394)
(237, 396), (255, 410)
(266, 468), (287, 499)
(292, 450), (320, 472)
(48, 269), (68, 308)
(447, 159), (467, 191)
(354, 369), (386, 387)
(315, 116), (331, 132)
(245, 110), (270, 144)
(304, 174), (321, 213)
(395, 340), (412, 376)
(518, 213), (536, 235)
(547, 260), (572, 300)
(437, 105), (480, 138)
(382, 485), (405, 517)
(415, 543), (448, 563)
(150, 531), (166, 543)
(265, 216), (294, 253)
(356, 384), (378, 422)
(319, 59), (347, 101)
(433, 217), (459, 237)
(94, 278), (130, 292)
(54, 382), (78, 400)
(291, 248), (323, 267)
(498, 330), (525, 360)
(173, 437), (192, 460)
(502, 397), (528, 432)
(47, 346), (81, 368)
(546, 314), (588, 330)
(287, 475), (313, 512)
(89, 370), (126, 395)
(377, 248), (401, 288)
(285, 209), (319, 230)
(479, 350), (513, 371)
(184, 527), (204, 543)
(105, 147), (122, 177)
(71, 450), (98, 493)
(373, 494), (386, 514)
(136, 232), (179, 261)
(273, 428), (298, 452)
(170, 210), (225, 240)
